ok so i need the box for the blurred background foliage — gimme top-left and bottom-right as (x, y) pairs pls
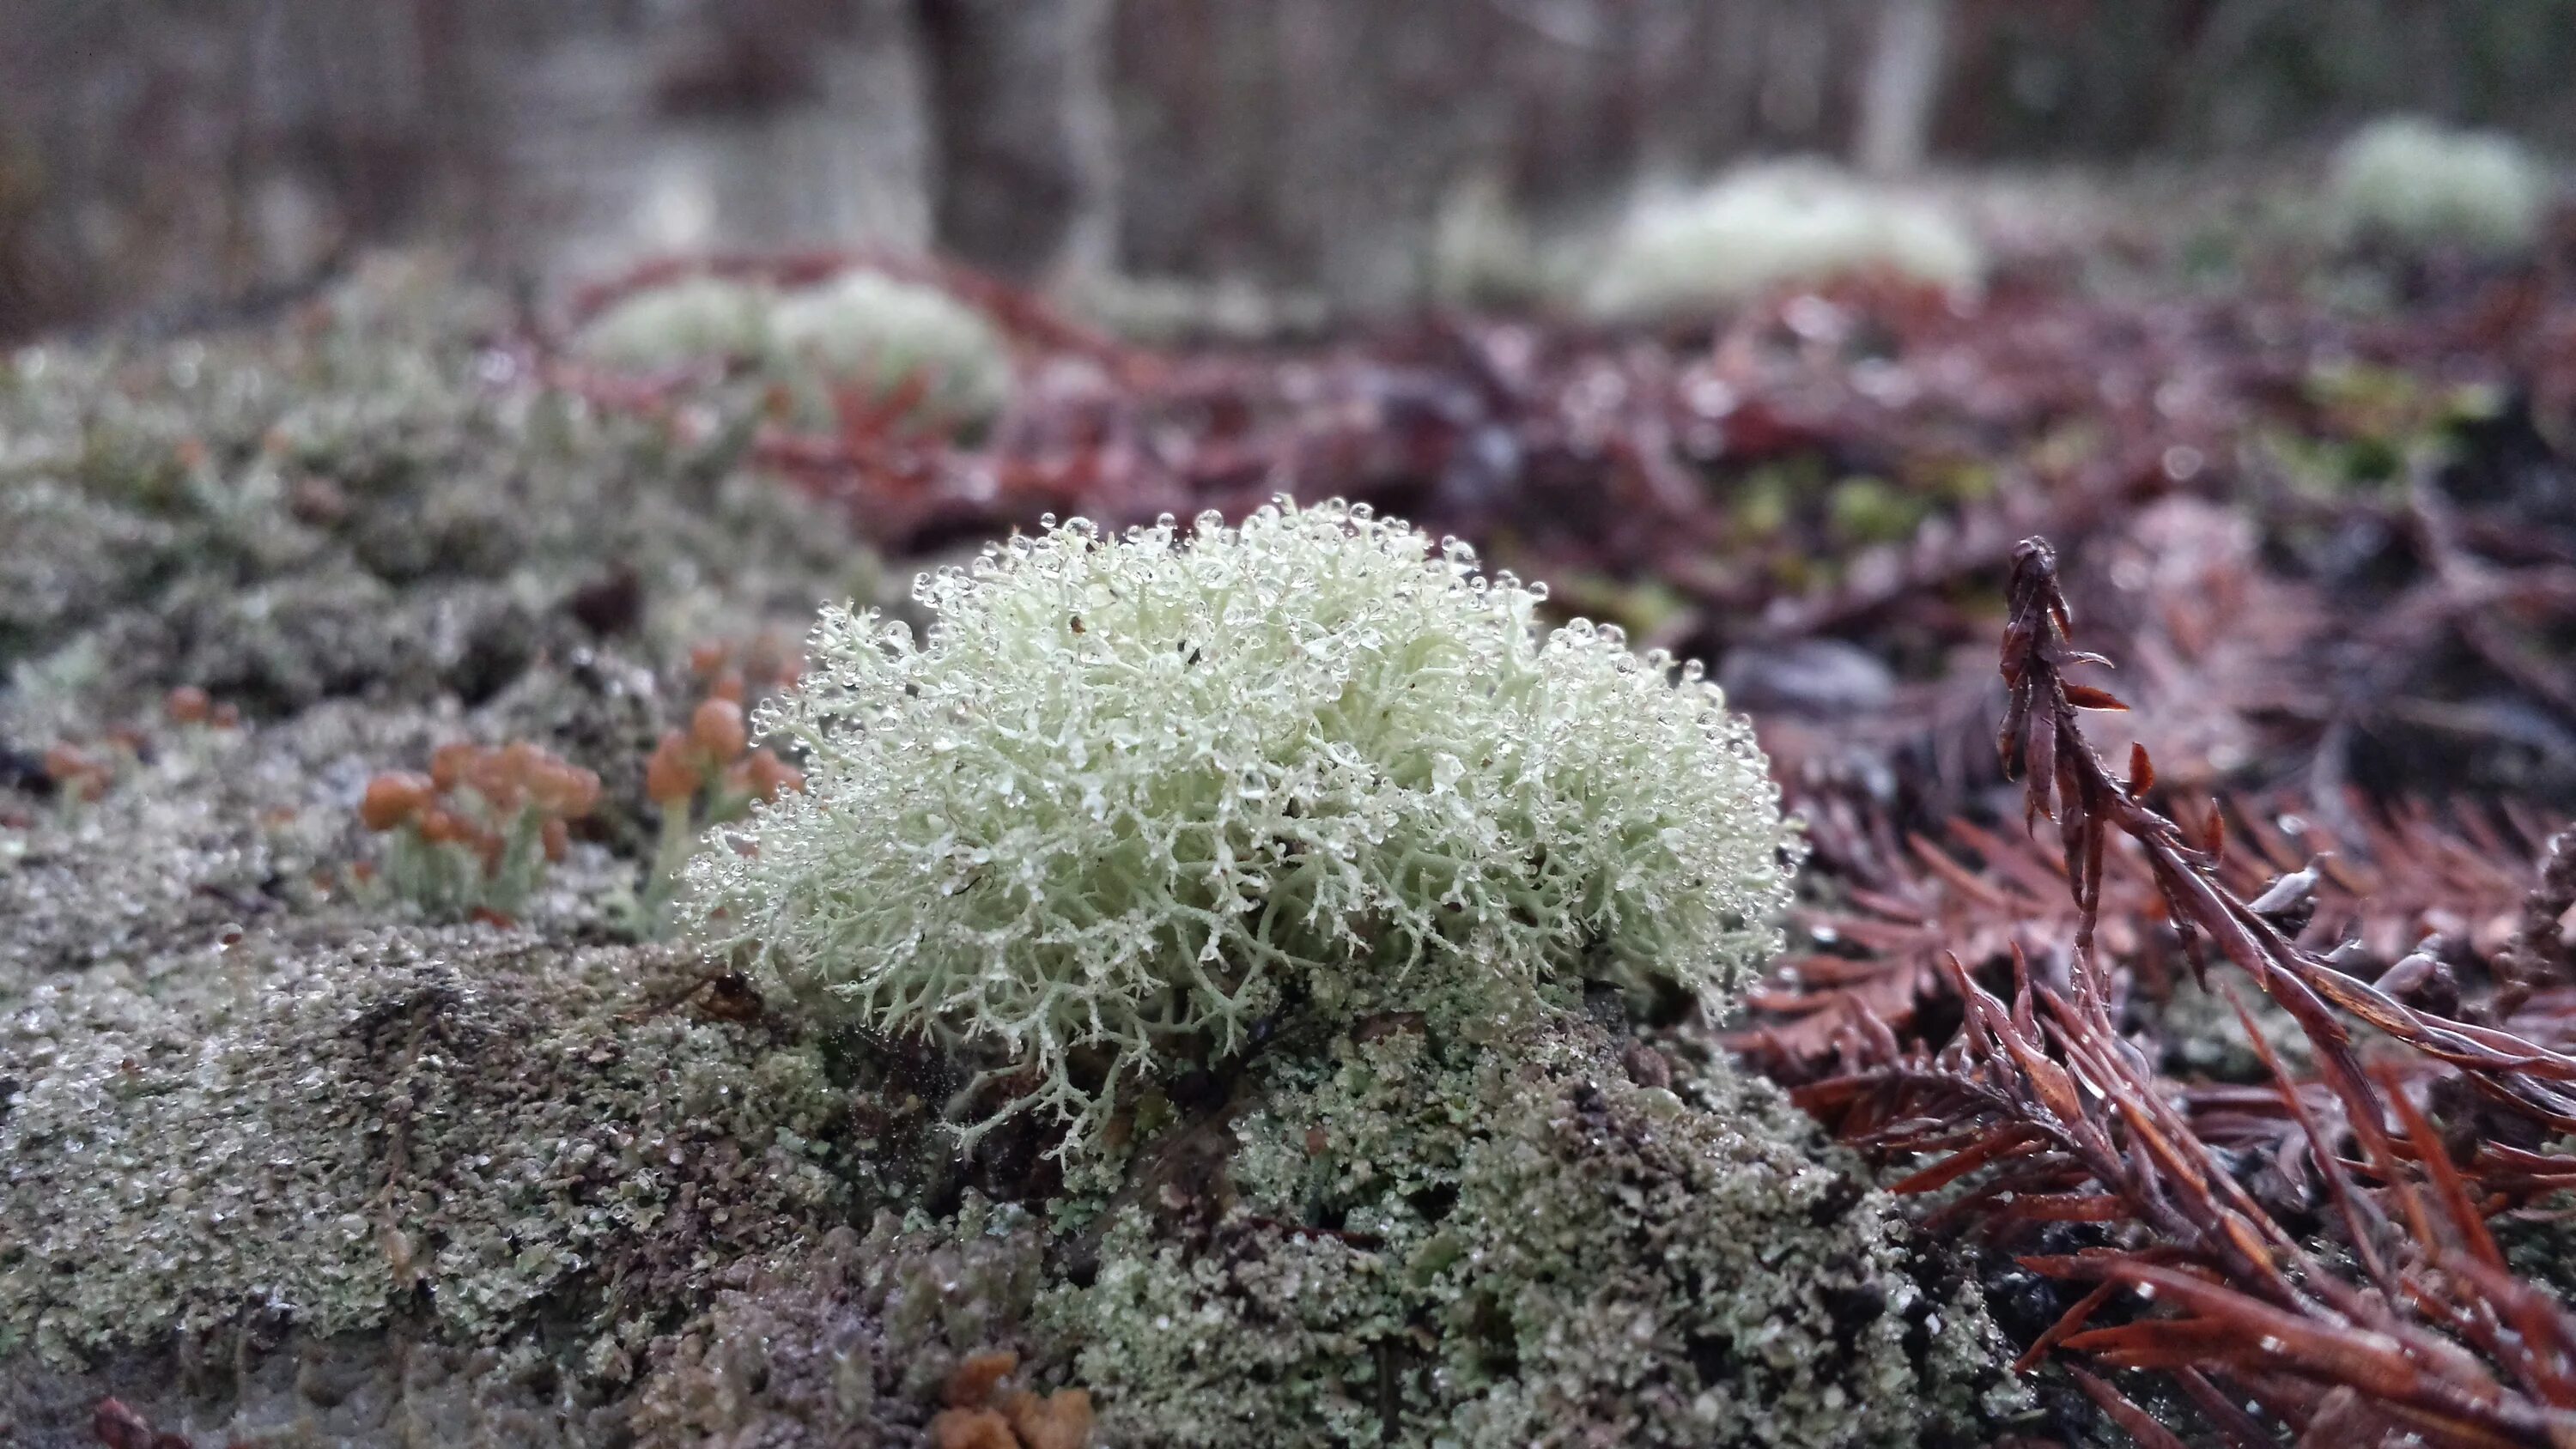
(6, 0), (2576, 339)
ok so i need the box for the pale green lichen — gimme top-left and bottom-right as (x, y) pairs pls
(690, 499), (1796, 1149)
(2330, 117), (2550, 256)
(1045, 1001), (2020, 1446)
(2152, 973), (2317, 1083)
(1584, 162), (1983, 320)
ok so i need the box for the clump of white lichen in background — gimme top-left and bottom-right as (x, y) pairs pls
(1044, 988), (2022, 1447)
(1425, 172), (1545, 309)
(2329, 117), (2551, 257)
(1583, 161), (1983, 320)
(764, 270), (1014, 427)
(571, 268), (1012, 430)
(572, 274), (775, 371)
(690, 498), (1797, 1151)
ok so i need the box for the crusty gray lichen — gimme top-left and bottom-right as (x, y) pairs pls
(630, 1197), (1048, 1447)
(0, 695), (633, 996)
(1, 1329), (637, 1449)
(0, 931), (849, 1365)
(1045, 994), (2024, 1447)
(0, 481), (179, 664)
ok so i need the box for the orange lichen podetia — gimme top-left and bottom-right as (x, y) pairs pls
(638, 687), (805, 931)
(945, 1349), (1021, 1409)
(928, 1410), (1017, 1449)
(692, 696), (750, 765)
(686, 631), (805, 712)
(645, 697), (800, 811)
(40, 743), (113, 803)
(999, 1389), (1093, 1449)
(360, 772), (435, 832)
(360, 741), (600, 922)
(161, 684), (240, 730)
(927, 1349), (1095, 1449)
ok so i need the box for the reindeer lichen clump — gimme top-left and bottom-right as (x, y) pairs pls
(572, 266), (1013, 428)
(766, 269), (1014, 427)
(572, 273), (771, 370)
(1585, 161), (1982, 320)
(690, 498), (1795, 1150)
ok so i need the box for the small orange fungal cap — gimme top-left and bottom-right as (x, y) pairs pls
(691, 697), (750, 762)
(360, 772), (436, 832)
(429, 742), (477, 793)
(646, 730), (700, 804)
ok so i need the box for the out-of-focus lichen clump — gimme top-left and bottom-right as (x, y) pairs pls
(766, 270), (1015, 428)
(2329, 115), (2550, 256)
(0, 932), (849, 1363)
(572, 266), (1014, 431)
(574, 273), (775, 371)
(0, 481), (179, 665)
(1046, 999), (2021, 1447)
(1583, 162), (1982, 320)
(0, 264), (878, 738)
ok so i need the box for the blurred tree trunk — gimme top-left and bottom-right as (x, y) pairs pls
(1856, 0), (1952, 173)
(916, 0), (1119, 282)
